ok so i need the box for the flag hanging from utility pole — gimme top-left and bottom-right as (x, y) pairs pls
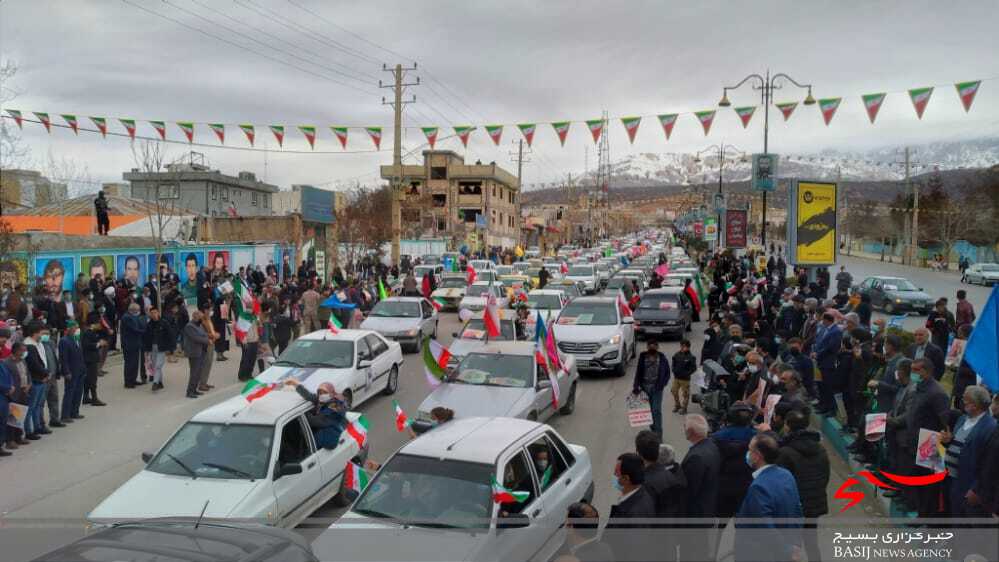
(209, 123), (226, 144)
(818, 98), (842, 126)
(422, 126), (438, 148)
(365, 126), (382, 149)
(34, 112), (51, 133)
(61, 114), (78, 134)
(453, 125), (474, 147)
(734, 106), (756, 129)
(517, 123), (536, 147)
(149, 120), (166, 140)
(270, 125), (285, 147)
(775, 102), (798, 121)
(177, 121), (195, 143)
(586, 119), (604, 144)
(299, 126), (317, 149)
(6, 109), (23, 129)
(240, 124), (255, 146)
(955, 80), (981, 112)
(695, 110), (716, 136)
(485, 124), (503, 145)
(119, 118), (136, 139)
(90, 116), (107, 138)
(908, 87), (934, 119)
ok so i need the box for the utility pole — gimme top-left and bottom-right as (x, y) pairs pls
(909, 151), (920, 268)
(838, 166), (850, 256)
(509, 139), (530, 248)
(380, 63), (418, 267)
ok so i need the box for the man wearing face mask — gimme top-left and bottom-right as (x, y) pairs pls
(681, 413), (721, 561)
(776, 409), (829, 562)
(284, 379), (346, 449)
(782, 337), (816, 401)
(633, 340), (670, 438)
(811, 312), (842, 417)
(880, 359), (915, 486)
(904, 358), (950, 517)
(904, 328), (945, 381)
(940, 385), (996, 517)
(701, 319), (726, 364)
(605, 453), (656, 562)
(734, 433), (803, 562)
(969, 395), (999, 518)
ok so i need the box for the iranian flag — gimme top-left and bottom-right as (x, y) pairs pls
(299, 126), (317, 149)
(177, 121), (195, 143)
(617, 293), (632, 317)
(120, 118), (136, 139)
(551, 121), (570, 146)
(149, 120), (166, 140)
(209, 123), (226, 143)
(453, 125), (474, 147)
(392, 400), (411, 432)
(534, 313), (560, 408)
(270, 125), (285, 147)
(240, 124), (255, 145)
(365, 127), (382, 149)
(734, 106), (756, 129)
(485, 124), (503, 145)
(345, 415), (370, 447)
(657, 113), (678, 140)
(344, 461), (370, 493)
(232, 278), (258, 343)
(328, 314), (343, 335)
(241, 379), (277, 403)
(695, 110), (716, 136)
(61, 114), (79, 134)
(585, 119), (604, 144)
(6, 109), (23, 129)
(422, 337), (451, 387)
(544, 318), (563, 373)
(331, 126), (348, 149)
(466, 264), (477, 285)
(483, 292), (502, 338)
(908, 87), (933, 119)
(422, 126), (439, 148)
(862, 93), (887, 124)
(818, 98), (842, 126)
(34, 112), (51, 133)
(492, 477), (529, 504)
(775, 102), (798, 122)
(517, 123), (536, 147)
(431, 297), (446, 311)
(955, 80), (981, 113)
(621, 116), (641, 144)
(90, 116), (108, 138)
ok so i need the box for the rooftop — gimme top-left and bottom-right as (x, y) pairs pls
(11, 193), (198, 217)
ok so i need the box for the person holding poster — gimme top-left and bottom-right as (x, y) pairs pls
(905, 358), (950, 517)
(939, 385), (996, 517)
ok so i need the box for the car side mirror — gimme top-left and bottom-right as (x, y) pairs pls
(497, 512), (531, 529)
(141, 451), (155, 464)
(358, 358), (372, 369)
(275, 462), (303, 479)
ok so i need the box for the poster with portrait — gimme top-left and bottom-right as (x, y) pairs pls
(81, 255), (115, 282)
(34, 256), (75, 298)
(208, 250), (230, 275)
(232, 248), (254, 273)
(147, 253), (175, 279)
(0, 257), (28, 289)
(116, 254), (147, 287)
(178, 251), (204, 301)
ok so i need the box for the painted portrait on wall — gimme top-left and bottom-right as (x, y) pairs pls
(116, 254), (146, 286)
(34, 256), (75, 298)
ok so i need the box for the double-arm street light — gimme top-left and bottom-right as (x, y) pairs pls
(694, 144), (747, 248)
(719, 71), (815, 248)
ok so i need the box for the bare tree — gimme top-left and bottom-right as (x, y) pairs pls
(1, 59), (30, 215)
(132, 140), (178, 307)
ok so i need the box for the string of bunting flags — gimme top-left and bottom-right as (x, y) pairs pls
(2, 79), (984, 151)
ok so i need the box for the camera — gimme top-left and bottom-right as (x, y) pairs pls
(691, 359), (731, 431)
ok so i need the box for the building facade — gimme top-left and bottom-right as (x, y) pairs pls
(124, 163), (278, 217)
(380, 150), (521, 249)
(0, 169), (68, 212)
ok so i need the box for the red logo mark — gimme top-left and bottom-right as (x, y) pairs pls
(834, 470), (947, 512)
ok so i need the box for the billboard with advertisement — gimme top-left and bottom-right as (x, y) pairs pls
(300, 185), (335, 224)
(725, 209), (748, 248)
(787, 180), (838, 265)
(703, 217), (717, 241)
(693, 220), (704, 238)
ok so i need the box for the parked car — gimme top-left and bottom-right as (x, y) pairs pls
(448, 313), (520, 369)
(552, 296), (636, 376)
(315, 418), (593, 562)
(412, 342), (578, 433)
(469, 259), (496, 272)
(633, 287), (693, 339)
(602, 276), (639, 299)
(499, 274), (532, 304)
(962, 262), (999, 285)
(855, 276), (933, 314)
(413, 264), (443, 285)
(546, 279), (585, 301)
(459, 281), (509, 312)
(565, 264), (600, 294)
(360, 297), (438, 353)
(430, 274), (469, 311)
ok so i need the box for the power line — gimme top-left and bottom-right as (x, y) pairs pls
(285, 0), (416, 64)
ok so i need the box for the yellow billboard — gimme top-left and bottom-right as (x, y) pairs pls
(794, 181), (837, 265)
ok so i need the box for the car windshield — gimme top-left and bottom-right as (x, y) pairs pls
(567, 266), (594, 276)
(454, 354), (534, 387)
(982, 264), (999, 272)
(526, 294), (563, 310)
(640, 295), (680, 309)
(275, 339), (353, 368)
(461, 319), (515, 340)
(477, 271), (497, 282)
(881, 278), (918, 291)
(496, 266), (513, 275)
(512, 263), (529, 272)
(414, 267), (435, 277)
(147, 422), (272, 480)
(439, 277), (466, 289)
(352, 454), (493, 528)
(606, 278), (631, 289)
(558, 302), (617, 326)
(465, 285), (492, 297)
(501, 278), (526, 289)
(370, 301), (421, 318)
(544, 265), (561, 273)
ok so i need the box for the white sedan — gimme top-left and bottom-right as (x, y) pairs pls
(459, 282), (510, 312)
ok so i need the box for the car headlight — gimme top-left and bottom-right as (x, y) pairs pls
(405, 328), (419, 336)
(896, 298), (903, 303)
(604, 334), (622, 346)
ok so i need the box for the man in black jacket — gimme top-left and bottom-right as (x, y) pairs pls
(633, 340), (670, 438)
(777, 409), (830, 562)
(635, 430), (687, 518)
(558, 502), (614, 562)
(671, 339), (697, 415)
(904, 328), (945, 381)
(23, 322), (51, 440)
(606, 452), (656, 562)
(905, 358), (951, 517)
(681, 413), (721, 562)
(143, 307), (176, 392)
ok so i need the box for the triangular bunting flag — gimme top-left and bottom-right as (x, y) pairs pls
(517, 123), (536, 147)
(365, 126), (382, 149)
(208, 123), (225, 144)
(331, 126), (348, 149)
(585, 119), (604, 144)
(421, 126), (438, 149)
(61, 114), (79, 134)
(6, 109), (23, 129)
(861, 93), (886, 124)
(239, 124), (255, 146)
(119, 118), (136, 139)
(955, 80), (981, 113)
(270, 125), (285, 147)
(453, 125), (474, 147)
(733, 106), (756, 129)
(620, 116), (641, 144)
(551, 121), (570, 146)
(34, 112), (51, 133)
(657, 113), (678, 140)
(775, 102), (798, 122)
(90, 116), (107, 138)
(908, 87), (933, 119)
(818, 98), (842, 126)
(485, 124), (503, 145)
(694, 110), (716, 136)
(149, 120), (166, 140)
(177, 121), (195, 143)
(299, 125), (317, 149)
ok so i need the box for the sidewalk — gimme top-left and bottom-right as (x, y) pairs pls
(843, 250), (964, 278)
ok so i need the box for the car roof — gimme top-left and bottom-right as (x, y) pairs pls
(569, 296), (616, 304)
(382, 296), (425, 303)
(644, 287), (685, 296)
(528, 289), (564, 296)
(464, 341), (535, 356)
(400, 417), (544, 464)
(297, 329), (370, 342)
(191, 390), (306, 425)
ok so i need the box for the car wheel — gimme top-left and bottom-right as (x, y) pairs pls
(613, 350), (627, 377)
(412, 332), (423, 354)
(382, 365), (399, 395)
(559, 383), (577, 415)
(342, 389), (353, 410)
(884, 302), (895, 314)
(685, 319), (692, 332)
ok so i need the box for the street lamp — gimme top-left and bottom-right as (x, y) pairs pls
(720, 71), (815, 249)
(694, 144), (747, 248)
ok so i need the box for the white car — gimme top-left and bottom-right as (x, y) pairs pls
(963, 262), (999, 285)
(258, 329), (404, 410)
(413, 264), (443, 285)
(431, 274), (469, 311)
(448, 313), (520, 369)
(89, 389), (368, 528)
(524, 289), (569, 337)
(565, 264), (600, 294)
(553, 296), (636, 376)
(663, 272), (696, 288)
(314, 417), (593, 562)
(360, 297), (438, 353)
(459, 282), (509, 312)
(469, 259), (495, 272)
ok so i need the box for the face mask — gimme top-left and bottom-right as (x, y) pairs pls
(910, 373), (923, 384)
(612, 476), (623, 492)
(748, 364), (759, 374)
(318, 393), (332, 404)
(745, 451), (754, 468)
(537, 460), (549, 471)
(40, 334), (50, 343)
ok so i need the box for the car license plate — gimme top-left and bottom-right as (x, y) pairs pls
(644, 327), (662, 334)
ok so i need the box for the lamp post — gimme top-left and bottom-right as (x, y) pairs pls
(694, 144), (747, 249)
(719, 71), (815, 249)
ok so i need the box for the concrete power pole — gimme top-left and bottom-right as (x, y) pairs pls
(381, 63), (418, 267)
(909, 152), (920, 268)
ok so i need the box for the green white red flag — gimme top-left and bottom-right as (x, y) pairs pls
(240, 124), (255, 146)
(392, 400), (410, 432)
(365, 127), (382, 149)
(775, 102), (798, 122)
(431, 297), (446, 311)
(232, 278), (258, 343)
(241, 379), (276, 403)
(270, 125), (285, 147)
(694, 110), (716, 136)
(861, 93), (886, 124)
(177, 121), (195, 143)
(517, 123), (536, 146)
(345, 415), (370, 447)
(90, 116), (107, 138)
(61, 114), (79, 134)
(6, 109), (23, 129)
(331, 126), (348, 149)
(733, 106), (756, 129)
(492, 477), (529, 503)
(422, 337), (451, 388)
(908, 87), (933, 119)
(149, 120), (166, 140)
(119, 118), (136, 139)
(299, 126), (317, 149)
(34, 112), (51, 133)
(422, 126), (438, 149)
(818, 98), (842, 126)
(551, 121), (570, 146)
(955, 80), (981, 113)
(344, 461), (370, 493)
(657, 113), (678, 140)
(453, 125), (474, 147)
(209, 123), (225, 144)
(328, 314), (342, 335)
(485, 124), (503, 145)
(620, 116), (641, 144)
(586, 119), (604, 143)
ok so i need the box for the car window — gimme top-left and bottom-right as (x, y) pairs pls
(421, 301), (433, 317)
(356, 337), (371, 361)
(558, 301), (618, 326)
(369, 301), (421, 318)
(278, 416), (313, 467)
(547, 431), (576, 467)
(440, 277), (466, 288)
(460, 319), (516, 341)
(454, 353), (534, 388)
(526, 436), (567, 493)
(365, 334), (388, 357)
(275, 339), (354, 368)
(498, 451), (537, 514)
(466, 285), (490, 297)
(147, 422), (272, 480)
(639, 294), (680, 309)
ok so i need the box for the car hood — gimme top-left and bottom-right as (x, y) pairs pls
(419, 384), (533, 418)
(448, 338), (487, 358)
(361, 316), (421, 333)
(432, 287), (465, 298)
(885, 290), (932, 301)
(316, 514), (489, 562)
(553, 323), (620, 342)
(633, 307), (681, 321)
(89, 471), (263, 522)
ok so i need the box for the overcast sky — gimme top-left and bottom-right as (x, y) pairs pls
(2, 0), (998, 194)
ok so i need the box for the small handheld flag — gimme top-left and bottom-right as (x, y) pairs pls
(345, 415), (370, 447)
(492, 477), (530, 504)
(378, 279), (389, 301)
(344, 461), (371, 493)
(241, 379), (276, 403)
(392, 400), (411, 432)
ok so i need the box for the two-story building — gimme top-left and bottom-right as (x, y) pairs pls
(125, 162), (278, 217)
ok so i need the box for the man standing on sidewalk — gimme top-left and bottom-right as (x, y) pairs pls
(59, 321), (86, 420)
(120, 303), (147, 388)
(183, 310), (211, 399)
(955, 290), (976, 330)
(143, 307), (174, 392)
(835, 266), (853, 294)
(301, 281), (321, 332)
(41, 329), (65, 429)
